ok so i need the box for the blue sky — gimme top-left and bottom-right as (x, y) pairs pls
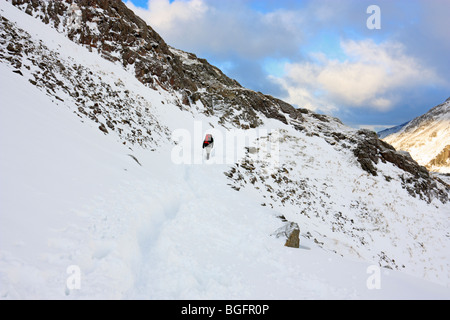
(124, 0), (450, 131)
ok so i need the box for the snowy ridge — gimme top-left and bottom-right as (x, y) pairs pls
(1, 1), (449, 299)
(383, 99), (450, 173)
(377, 121), (410, 139)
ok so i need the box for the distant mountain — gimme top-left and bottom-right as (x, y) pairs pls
(382, 98), (450, 173)
(377, 121), (410, 139)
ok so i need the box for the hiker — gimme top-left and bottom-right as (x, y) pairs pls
(203, 134), (214, 160)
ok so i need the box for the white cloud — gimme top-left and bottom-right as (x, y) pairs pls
(125, 0), (208, 29)
(124, 0), (304, 59)
(274, 39), (443, 112)
(123, 0), (450, 121)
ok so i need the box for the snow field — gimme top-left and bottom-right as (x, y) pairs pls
(2, 65), (447, 299)
(1, 1), (449, 300)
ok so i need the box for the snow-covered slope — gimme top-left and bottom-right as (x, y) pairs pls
(1, 0), (449, 299)
(226, 128), (449, 283)
(383, 98), (450, 173)
(2, 54), (449, 300)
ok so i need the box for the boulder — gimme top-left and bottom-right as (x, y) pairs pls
(272, 221), (300, 249)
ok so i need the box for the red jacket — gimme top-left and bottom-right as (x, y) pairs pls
(203, 134), (214, 149)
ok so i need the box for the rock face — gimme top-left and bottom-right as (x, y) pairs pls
(9, 0), (294, 129)
(344, 129), (446, 203)
(354, 129), (429, 178)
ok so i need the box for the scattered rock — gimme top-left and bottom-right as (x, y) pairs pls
(272, 221), (300, 249)
(98, 123), (108, 134)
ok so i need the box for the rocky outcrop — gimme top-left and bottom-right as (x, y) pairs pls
(0, 13), (170, 149)
(353, 129), (429, 178)
(8, 0), (297, 129)
(350, 130), (448, 203)
(11, 0), (194, 90)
